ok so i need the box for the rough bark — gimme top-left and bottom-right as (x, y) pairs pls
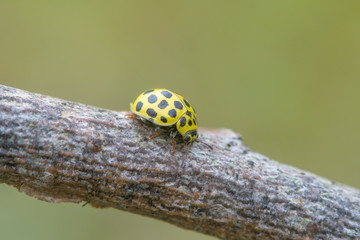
(0, 84), (359, 240)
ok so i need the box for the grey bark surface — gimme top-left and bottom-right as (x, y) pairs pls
(0, 84), (359, 240)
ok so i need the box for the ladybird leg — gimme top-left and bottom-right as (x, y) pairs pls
(171, 138), (176, 155)
(180, 142), (186, 150)
(147, 130), (161, 140)
(169, 130), (177, 139)
(125, 113), (138, 119)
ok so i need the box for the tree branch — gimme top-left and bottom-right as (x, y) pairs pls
(0, 84), (359, 240)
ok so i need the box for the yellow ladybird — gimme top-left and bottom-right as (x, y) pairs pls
(130, 89), (198, 143)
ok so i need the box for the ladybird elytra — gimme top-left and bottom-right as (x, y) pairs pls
(130, 89), (198, 143)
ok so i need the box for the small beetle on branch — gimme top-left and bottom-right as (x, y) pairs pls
(0, 84), (359, 240)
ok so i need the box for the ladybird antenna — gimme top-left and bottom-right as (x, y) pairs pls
(197, 139), (213, 150)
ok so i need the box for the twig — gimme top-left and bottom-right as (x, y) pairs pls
(0, 84), (359, 240)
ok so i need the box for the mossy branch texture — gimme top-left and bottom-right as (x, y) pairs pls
(0, 85), (359, 240)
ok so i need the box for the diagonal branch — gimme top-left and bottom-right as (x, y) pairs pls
(0, 84), (359, 240)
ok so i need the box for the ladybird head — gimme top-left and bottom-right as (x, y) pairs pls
(176, 111), (198, 143)
(183, 130), (198, 143)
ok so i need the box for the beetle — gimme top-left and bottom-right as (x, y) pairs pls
(130, 89), (198, 145)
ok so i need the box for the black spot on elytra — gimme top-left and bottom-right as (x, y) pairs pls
(161, 90), (172, 98)
(180, 116), (186, 127)
(160, 116), (167, 123)
(184, 136), (191, 142)
(148, 94), (157, 104)
(158, 100), (169, 109)
(136, 101), (143, 111)
(193, 118), (197, 125)
(143, 89), (154, 95)
(188, 119), (192, 126)
(168, 109), (177, 118)
(146, 108), (157, 118)
(191, 131), (197, 137)
(186, 111), (191, 117)
(174, 101), (183, 110)
(183, 98), (191, 108)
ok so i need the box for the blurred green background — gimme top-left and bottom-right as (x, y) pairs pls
(1, 1), (359, 240)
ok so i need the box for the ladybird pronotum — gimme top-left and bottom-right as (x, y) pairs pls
(130, 89), (198, 143)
